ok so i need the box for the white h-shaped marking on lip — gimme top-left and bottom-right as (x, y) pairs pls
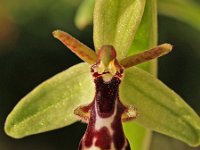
(94, 98), (117, 136)
(81, 100), (128, 150)
(93, 99), (118, 150)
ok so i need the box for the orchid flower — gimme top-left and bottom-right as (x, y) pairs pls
(4, 0), (200, 150)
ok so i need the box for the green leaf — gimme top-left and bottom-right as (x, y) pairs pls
(120, 67), (200, 147)
(123, 122), (152, 150)
(151, 133), (199, 150)
(75, 0), (95, 30)
(127, 0), (157, 74)
(75, 0), (200, 32)
(123, 0), (157, 150)
(128, 0), (157, 56)
(158, 0), (200, 31)
(93, 0), (146, 60)
(4, 63), (94, 138)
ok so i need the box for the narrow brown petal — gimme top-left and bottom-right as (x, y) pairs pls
(120, 43), (173, 68)
(53, 30), (97, 64)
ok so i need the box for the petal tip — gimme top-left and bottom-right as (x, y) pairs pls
(160, 43), (173, 53)
(52, 29), (62, 39)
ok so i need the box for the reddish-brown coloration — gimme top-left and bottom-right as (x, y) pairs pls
(95, 127), (112, 149)
(53, 30), (97, 64)
(119, 43), (172, 68)
(95, 77), (119, 118)
(78, 70), (131, 150)
(74, 103), (92, 123)
(74, 45), (137, 150)
(111, 101), (127, 149)
(98, 45), (116, 60)
(52, 30), (172, 149)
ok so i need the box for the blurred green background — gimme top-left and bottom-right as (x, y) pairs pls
(0, 0), (199, 149)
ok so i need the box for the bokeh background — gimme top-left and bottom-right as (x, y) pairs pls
(0, 0), (199, 150)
